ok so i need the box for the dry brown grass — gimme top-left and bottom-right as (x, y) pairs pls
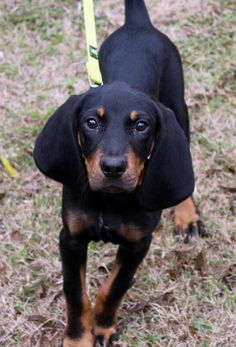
(0, 0), (235, 346)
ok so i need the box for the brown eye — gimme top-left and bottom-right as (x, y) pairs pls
(135, 121), (148, 132)
(85, 118), (98, 129)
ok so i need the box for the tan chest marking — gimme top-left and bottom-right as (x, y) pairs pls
(120, 224), (144, 242)
(67, 211), (94, 235)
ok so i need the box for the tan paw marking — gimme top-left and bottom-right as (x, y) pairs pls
(93, 325), (117, 344)
(63, 331), (94, 347)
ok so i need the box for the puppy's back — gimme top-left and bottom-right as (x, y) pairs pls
(99, 0), (176, 99)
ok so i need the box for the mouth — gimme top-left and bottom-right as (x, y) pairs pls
(101, 185), (126, 193)
(88, 175), (137, 193)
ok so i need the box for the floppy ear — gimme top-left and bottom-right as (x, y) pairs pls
(139, 103), (194, 210)
(34, 95), (88, 193)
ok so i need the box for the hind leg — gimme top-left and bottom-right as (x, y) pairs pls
(174, 197), (204, 243)
(159, 48), (204, 242)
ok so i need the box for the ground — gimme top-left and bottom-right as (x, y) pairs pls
(0, 0), (235, 346)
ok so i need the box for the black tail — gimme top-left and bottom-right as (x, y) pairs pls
(125, 0), (152, 27)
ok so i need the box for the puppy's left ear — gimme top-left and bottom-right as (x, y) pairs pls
(139, 103), (194, 210)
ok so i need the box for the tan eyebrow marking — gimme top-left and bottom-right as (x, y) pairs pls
(97, 107), (105, 118)
(130, 111), (138, 121)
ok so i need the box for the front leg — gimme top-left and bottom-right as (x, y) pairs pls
(93, 236), (152, 346)
(60, 228), (94, 347)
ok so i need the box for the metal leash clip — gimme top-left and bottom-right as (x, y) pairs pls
(88, 75), (103, 88)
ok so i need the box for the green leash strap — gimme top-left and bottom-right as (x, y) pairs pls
(82, 0), (103, 87)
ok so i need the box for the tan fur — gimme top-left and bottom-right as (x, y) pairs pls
(126, 149), (145, 186)
(137, 169), (144, 186)
(137, 140), (154, 186)
(94, 261), (121, 317)
(84, 144), (151, 192)
(93, 261), (121, 342)
(80, 265), (92, 331)
(63, 333), (94, 347)
(67, 211), (93, 235)
(93, 325), (117, 344)
(64, 266), (93, 347)
(120, 224), (143, 242)
(174, 197), (199, 230)
(130, 110), (138, 121)
(97, 107), (105, 118)
(85, 148), (104, 189)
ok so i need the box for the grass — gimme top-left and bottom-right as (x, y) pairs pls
(0, 0), (235, 346)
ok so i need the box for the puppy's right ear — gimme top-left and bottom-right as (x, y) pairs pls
(34, 95), (87, 192)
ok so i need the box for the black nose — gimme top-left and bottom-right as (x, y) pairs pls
(100, 157), (127, 178)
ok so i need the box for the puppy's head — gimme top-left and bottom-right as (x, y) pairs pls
(78, 83), (156, 193)
(34, 82), (194, 209)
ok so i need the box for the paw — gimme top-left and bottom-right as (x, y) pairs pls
(175, 220), (205, 243)
(184, 220), (205, 243)
(174, 197), (205, 243)
(62, 332), (94, 347)
(93, 325), (117, 347)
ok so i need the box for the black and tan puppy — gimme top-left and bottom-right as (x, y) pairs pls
(34, 1), (202, 346)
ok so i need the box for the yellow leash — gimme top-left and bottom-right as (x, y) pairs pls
(82, 0), (103, 87)
(0, 156), (19, 177)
